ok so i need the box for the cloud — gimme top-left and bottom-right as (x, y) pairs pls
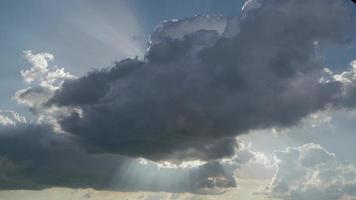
(0, 122), (134, 190)
(112, 140), (263, 193)
(262, 143), (356, 200)
(20, 50), (76, 88)
(0, 123), (254, 192)
(15, 51), (76, 109)
(45, 0), (356, 161)
(0, 110), (26, 126)
(14, 51), (77, 131)
(149, 15), (228, 46)
(1, 50), (259, 192)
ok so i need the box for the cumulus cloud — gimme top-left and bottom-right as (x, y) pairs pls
(0, 50), (260, 192)
(262, 143), (356, 200)
(20, 50), (76, 89)
(15, 51), (77, 131)
(45, 0), (356, 161)
(15, 51), (76, 108)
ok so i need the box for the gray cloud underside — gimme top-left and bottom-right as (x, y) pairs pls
(0, 124), (248, 192)
(49, 0), (355, 160)
(0, 124), (122, 190)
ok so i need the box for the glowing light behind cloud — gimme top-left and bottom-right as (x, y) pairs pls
(112, 158), (193, 192)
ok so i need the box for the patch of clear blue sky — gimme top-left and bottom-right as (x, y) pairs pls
(0, 0), (355, 114)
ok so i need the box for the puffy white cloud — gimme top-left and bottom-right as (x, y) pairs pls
(20, 51), (75, 88)
(263, 143), (356, 200)
(14, 51), (77, 131)
(16, 51), (76, 105)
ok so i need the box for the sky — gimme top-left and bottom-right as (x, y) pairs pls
(0, 0), (356, 200)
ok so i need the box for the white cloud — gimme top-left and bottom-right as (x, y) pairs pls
(14, 51), (78, 131)
(21, 51), (54, 83)
(262, 143), (356, 200)
(0, 115), (15, 126)
(333, 60), (356, 85)
(16, 51), (76, 108)
(20, 50), (76, 89)
(0, 110), (26, 126)
(242, 0), (262, 12)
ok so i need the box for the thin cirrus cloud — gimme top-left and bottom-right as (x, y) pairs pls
(0, 0), (356, 197)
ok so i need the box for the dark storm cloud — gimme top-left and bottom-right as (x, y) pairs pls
(0, 123), (250, 192)
(0, 124), (126, 190)
(47, 0), (355, 161)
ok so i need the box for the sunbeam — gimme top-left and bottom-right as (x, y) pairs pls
(63, 0), (146, 58)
